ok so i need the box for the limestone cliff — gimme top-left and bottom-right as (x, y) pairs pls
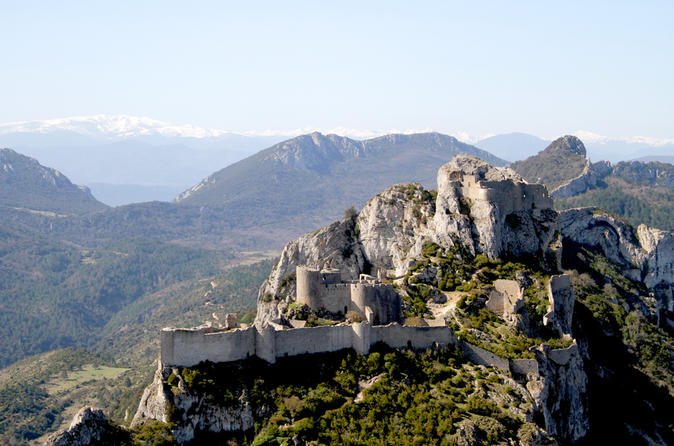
(526, 343), (589, 443)
(132, 364), (255, 444)
(559, 208), (674, 325)
(256, 155), (560, 326)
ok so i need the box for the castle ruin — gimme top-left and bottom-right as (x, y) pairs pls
(295, 266), (401, 324)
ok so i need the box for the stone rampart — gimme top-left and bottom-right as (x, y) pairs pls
(161, 327), (256, 368)
(162, 322), (457, 367)
(548, 343), (577, 365)
(510, 358), (539, 376)
(544, 274), (575, 335)
(372, 323), (456, 349)
(320, 284), (351, 313)
(160, 323), (568, 381)
(274, 325), (354, 358)
(459, 341), (510, 371)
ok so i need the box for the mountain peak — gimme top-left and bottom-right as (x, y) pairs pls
(545, 135), (586, 157)
(0, 148), (106, 214)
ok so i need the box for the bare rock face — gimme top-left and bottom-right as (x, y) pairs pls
(527, 343), (589, 443)
(255, 156), (560, 326)
(550, 159), (599, 198)
(44, 407), (121, 446)
(132, 365), (172, 426)
(132, 365), (254, 444)
(559, 208), (674, 324)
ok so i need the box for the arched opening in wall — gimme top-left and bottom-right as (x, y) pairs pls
(407, 340), (412, 349)
(344, 306), (348, 314)
(531, 202), (535, 209)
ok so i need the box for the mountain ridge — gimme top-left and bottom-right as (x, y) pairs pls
(0, 148), (107, 215)
(175, 131), (506, 204)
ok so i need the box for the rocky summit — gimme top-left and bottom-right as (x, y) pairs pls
(257, 155), (559, 326)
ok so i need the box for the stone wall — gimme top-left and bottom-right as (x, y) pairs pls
(161, 322), (457, 367)
(510, 358), (539, 376)
(160, 322), (569, 382)
(372, 323), (456, 349)
(161, 327), (256, 368)
(544, 274), (575, 335)
(460, 341), (510, 371)
(274, 325), (354, 358)
(321, 283), (351, 313)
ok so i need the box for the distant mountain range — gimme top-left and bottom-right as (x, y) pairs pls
(474, 132), (549, 162)
(1, 131), (506, 250)
(475, 132), (674, 164)
(2, 115), (671, 205)
(0, 115), (285, 205)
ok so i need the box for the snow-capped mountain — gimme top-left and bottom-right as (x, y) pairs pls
(0, 114), (232, 139)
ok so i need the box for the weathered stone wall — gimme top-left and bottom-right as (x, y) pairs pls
(486, 279), (524, 316)
(320, 284), (351, 313)
(296, 267), (321, 308)
(373, 285), (402, 324)
(511, 358), (539, 376)
(544, 274), (575, 335)
(372, 323), (456, 349)
(274, 325), (354, 358)
(460, 341), (510, 371)
(161, 327), (256, 368)
(548, 343), (577, 365)
(161, 322), (569, 383)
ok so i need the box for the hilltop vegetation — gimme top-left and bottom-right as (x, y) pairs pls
(155, 347), (546, 445)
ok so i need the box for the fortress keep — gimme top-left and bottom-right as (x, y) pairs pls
(295, 266), (401, 324)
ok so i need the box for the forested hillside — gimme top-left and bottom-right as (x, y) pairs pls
(0, 260), (274, 445)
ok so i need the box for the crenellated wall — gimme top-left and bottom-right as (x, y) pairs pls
(162, 322), (457, 367)
(160, 322), (573, 380)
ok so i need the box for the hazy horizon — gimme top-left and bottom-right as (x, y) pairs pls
(2, 2), (672, 140)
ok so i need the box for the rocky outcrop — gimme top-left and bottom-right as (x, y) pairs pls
(256, 156), (560, 326)
(132, 364), (254, 444)
(526, 343), (589, 443)
(543, 275), (575, 336)
(611, 160), (674, 188)
(550, 159), (600, 198)
(132, 365), (172, 426)
(43, 407), (123, 446)
(559, 208), (674, 323)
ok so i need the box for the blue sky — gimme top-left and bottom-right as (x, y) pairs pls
(1, 1), (672, 139)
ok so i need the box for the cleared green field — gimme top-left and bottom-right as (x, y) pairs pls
(45, 364), (130, 395)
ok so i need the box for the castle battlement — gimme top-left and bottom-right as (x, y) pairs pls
(161, 321), (458, 367)
(296, 265), (400, 324)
